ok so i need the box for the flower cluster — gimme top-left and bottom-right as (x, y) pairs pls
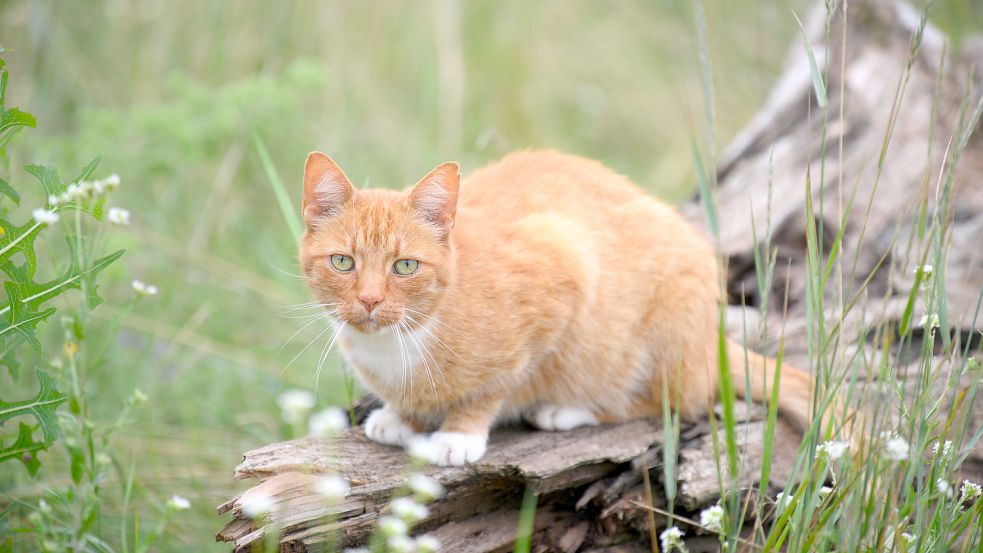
(309, 407), (348, 437)
(276, 389), (315, 424)
(960, 480), (981, 504)
(131, 279), (159, 296)
(50, 174), (120, 206)
(314, 474), (350, 502)
(817, 440), (848, 461)
(659, 526), (687, 552)
(698, 504), (724, 533)
(879, 432), (910, 462)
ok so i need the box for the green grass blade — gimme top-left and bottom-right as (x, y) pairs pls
(513, 485), (538, 553)
(252, 129), (304, 247)
(792, 10), (827, 108)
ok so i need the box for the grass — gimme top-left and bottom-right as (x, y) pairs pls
(0, 0), (981, 551)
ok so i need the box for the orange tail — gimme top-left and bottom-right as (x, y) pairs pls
(725, 338), (815, 432)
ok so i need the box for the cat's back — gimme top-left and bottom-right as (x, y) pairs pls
(459, 150), (647, 218)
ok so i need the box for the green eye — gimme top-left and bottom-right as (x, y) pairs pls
(393, 259), (419, 275)
(330, 254), (354, 272)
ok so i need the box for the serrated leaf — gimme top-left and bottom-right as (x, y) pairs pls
(72, 156), (102, 184)
(0, 370), (66, 443)
(0, 283), (56, 353)
(0, 422), (44, 475)
(24, 164), (62, 196)
(20, 238), (125, 311)
(0, 108), (36, 137)
(0, 216), (42, 279)
(0, 178), (19, 204)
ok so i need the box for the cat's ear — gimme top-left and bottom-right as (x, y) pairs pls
(303, 152), (355, 224)
(409, 161), (460, 236)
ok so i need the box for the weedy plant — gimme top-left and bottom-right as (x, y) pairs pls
(661, 2), (983, 552)
(0, 50), (184, 552)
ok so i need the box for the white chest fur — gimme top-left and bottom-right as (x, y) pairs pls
(339, 322), (435, 381)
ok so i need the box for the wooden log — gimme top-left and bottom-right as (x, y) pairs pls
(217, 0), (983, 549)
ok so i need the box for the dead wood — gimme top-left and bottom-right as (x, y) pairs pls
(218, 0), (983, 550)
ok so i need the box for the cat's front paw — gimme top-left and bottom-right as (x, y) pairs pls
(527, 404), (599, 431)
(425, 431), (487, 466)
(364, 407), (417, 447)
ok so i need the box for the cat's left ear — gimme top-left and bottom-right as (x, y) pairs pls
(409, 161), (460, 236)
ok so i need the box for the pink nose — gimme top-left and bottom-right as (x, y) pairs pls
(358, 294), (382, 314)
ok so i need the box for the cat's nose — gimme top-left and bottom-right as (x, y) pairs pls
(358, 293), (383, 314)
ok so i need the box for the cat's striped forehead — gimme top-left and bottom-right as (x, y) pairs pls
(347, 196), (408, 251)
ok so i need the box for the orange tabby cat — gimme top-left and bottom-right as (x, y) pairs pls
(300, 150), (819, 466)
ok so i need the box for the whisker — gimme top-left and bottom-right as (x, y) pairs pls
(314, 321), (346, 399)
(278, 312), (332, 355)
(403, 313), (467, 365)
(281, 317), (338, 375)
(402, 319), (441, 400)
(403, 307), (461, 335)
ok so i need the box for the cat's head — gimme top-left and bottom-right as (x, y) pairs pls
(299, 152), (459, 334)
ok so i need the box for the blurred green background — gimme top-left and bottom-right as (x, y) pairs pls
(1, 0), (980, 550)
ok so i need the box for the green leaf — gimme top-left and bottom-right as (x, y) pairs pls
(792, 10), (828, 108)
(0, 108), (36, 137)
(0, 177), (19, 204)
(0, 370), (66, 443)
(24, 164), (63, 196)
(21, 238), (125, 311)
(0, 422), (44, 476)
(0, 216), (43, 278)
(69, 445), (85, 484)
(0, 283), (57, 353)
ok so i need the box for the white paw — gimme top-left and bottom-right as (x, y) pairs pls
(425, 432), (487, 466)
(528, 405), (599, 431)
(364, 408), (417, 447)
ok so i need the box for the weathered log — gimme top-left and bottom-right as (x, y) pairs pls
(217, 0), (983, 550)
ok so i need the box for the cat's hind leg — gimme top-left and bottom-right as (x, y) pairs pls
(526, 404), (599, 431)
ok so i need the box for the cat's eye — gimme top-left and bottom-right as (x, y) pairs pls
(393, 259), (419, 275)
(330, 254), (355, 272)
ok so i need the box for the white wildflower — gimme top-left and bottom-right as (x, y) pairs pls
(914, 264), (933, 278)
(167, 495), (191, 510)
(698, 504), (724, 533)
(408, 473), (445, 503)
(314, 474), (349, 501)
(959, 480), (981, 503)
(386, 535), (415, 553)
(936, 478), (952, 498)
(659, 526), (687, 552)
(47, 195), (59, 206)
(308, 407), (348, 437)
(931, 440), (953, 458)
(343, 549), (371, 553)
(107, 207), (131, 225)
(276, 389), (315, 423)
(917, 313), (940, 331)
(415, 535), (440, 553)
(240, 491), (274, 518)
(390, 496), (428, 523)
(65, 184), (82, 200)
(900, 532), (916, 548)
(38, 499), (51, 514)
(775, 491), (791, 513)
(32, 208), (59, 225)
(131, 279), (159, 296)
(407, 436), (438, 463)
(105, 174), (121, 188)
(819, 486), (833, 497)
(378, 515), (408, 537)
(880, 432), (910, 462)
(817, 440), (848, 461)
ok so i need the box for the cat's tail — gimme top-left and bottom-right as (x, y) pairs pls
(725, 338), (826, 433)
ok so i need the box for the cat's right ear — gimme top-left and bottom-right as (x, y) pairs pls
(303, 152), (355, 224)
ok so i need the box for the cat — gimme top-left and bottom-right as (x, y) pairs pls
(299, 150), (824, 466)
